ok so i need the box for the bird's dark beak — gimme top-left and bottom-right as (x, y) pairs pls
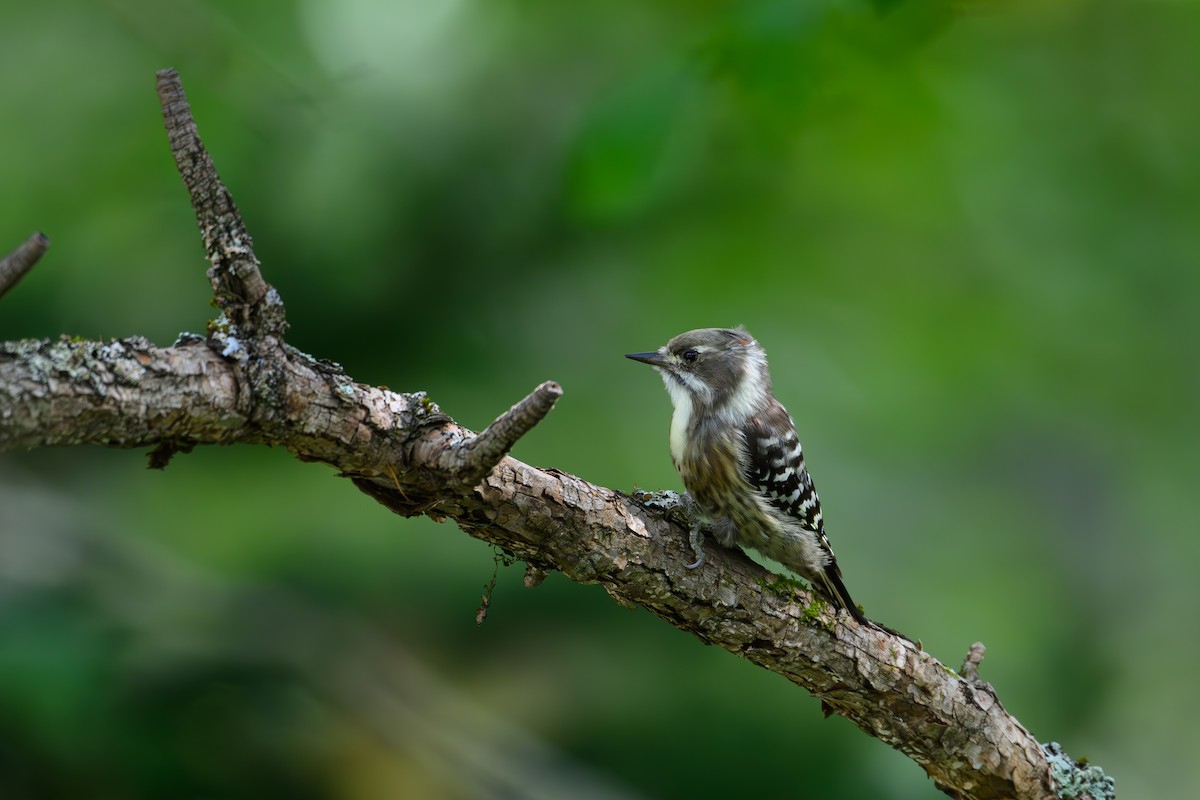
(625, 350), (668, 368)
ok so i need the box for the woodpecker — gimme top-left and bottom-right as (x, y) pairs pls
(626, 327), (867, 625)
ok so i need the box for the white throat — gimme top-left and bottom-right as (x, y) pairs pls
(662, 374), (697, 464)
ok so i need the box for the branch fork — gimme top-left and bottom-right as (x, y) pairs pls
(448, 380), (563, 486)
(155, 68), (286, 340)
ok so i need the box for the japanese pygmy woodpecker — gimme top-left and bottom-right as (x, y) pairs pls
(627, 327), (867, 624)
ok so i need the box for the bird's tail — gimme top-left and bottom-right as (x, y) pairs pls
(818, 566), (915, 641)
(817, 564), (869, 626)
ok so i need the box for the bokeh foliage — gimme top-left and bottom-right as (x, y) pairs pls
(2, 0), (1197, 797)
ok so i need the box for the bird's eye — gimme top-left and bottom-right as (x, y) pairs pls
(682, 349), (699, 363)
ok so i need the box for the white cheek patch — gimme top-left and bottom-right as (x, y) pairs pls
(722, 361), (768, 423)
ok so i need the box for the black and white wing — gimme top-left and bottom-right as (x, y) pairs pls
(741, 399), (824, 532)
(741, 400), (867, 624)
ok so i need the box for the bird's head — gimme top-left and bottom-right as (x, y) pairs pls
(626, 327), (771, 418)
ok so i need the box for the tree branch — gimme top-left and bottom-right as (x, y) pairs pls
(0, 69), (1114, 800)
(0, 231), (50, 300)
(431, 380), (564, 489)
(156, 68), (286, 340)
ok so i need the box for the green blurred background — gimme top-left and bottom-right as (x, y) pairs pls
(1, 0), (1196, 797)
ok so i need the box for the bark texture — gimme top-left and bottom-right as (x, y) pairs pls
(0, 69), (1115, 800)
